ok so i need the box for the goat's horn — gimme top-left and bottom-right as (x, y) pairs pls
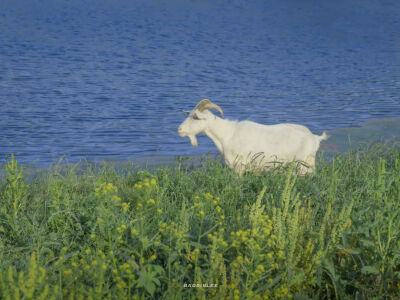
(195, 99), (224, 117)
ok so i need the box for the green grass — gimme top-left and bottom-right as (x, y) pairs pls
(0, 145), (400, 299)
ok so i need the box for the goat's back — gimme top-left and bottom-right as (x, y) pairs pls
(227, 121), (319, 162)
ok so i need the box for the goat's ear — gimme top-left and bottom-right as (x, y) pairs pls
(183, 110), (191, 115)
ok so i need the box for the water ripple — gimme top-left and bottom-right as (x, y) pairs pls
(0, 0), (399, 165)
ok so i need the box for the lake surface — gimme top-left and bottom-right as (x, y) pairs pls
(0, 0), (399, 165)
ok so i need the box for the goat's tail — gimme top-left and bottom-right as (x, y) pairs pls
(318, 131), (330, 141)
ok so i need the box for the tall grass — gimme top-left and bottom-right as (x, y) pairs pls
(0, 146), (399, 299)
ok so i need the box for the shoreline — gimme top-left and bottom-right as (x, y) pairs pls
(1, 118), (399, 174)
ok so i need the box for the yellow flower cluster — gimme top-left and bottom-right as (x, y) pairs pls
(2, 252), (49, 299)
(204, 192), (213, 200)
(253, 264), (265, 276)
(122, 202), (129, 212)
(231, 229), (251, 247)
(273, 285), (290, 299)
(158, 221), (187, 242)
(132, 179), (160, 212)
(211, 196), (225, 222)
(208, 231), (228, 249)
(190, 200), (207, 218)
(95, 182), (117, 195)
(189, 193), (226, 223)
(116, 224), (127, 233)
(189, 202), (200, 210)
(53, 247), (142, 296)
(133, 178), (157, 190)
(63, 269), (72, 276)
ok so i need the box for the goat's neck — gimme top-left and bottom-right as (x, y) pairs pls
(203, 116), (235, 154)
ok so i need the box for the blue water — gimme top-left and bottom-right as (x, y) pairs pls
(1, 0), (399, 165)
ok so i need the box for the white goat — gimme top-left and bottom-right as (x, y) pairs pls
(178, 99), (329, 175)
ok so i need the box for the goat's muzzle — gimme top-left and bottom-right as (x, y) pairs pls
(178, 127), (185, 137)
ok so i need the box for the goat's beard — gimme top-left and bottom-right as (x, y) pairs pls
(189, 135), (198, 147)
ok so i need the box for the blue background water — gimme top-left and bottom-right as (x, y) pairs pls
(0, 0), (399, 165)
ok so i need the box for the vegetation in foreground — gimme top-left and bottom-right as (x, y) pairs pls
(0, 145), (400, 299)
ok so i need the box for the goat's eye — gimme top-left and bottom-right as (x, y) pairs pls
(192, 114), (201, 120)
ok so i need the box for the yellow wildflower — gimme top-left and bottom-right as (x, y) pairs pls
(63, 269), (72, 276)
(122, 202), (129, 212)
(205, 193), (213, 200)
(107, 183), (117, 192)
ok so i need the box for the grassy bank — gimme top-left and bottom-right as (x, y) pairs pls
(0, 145), (400, 299)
